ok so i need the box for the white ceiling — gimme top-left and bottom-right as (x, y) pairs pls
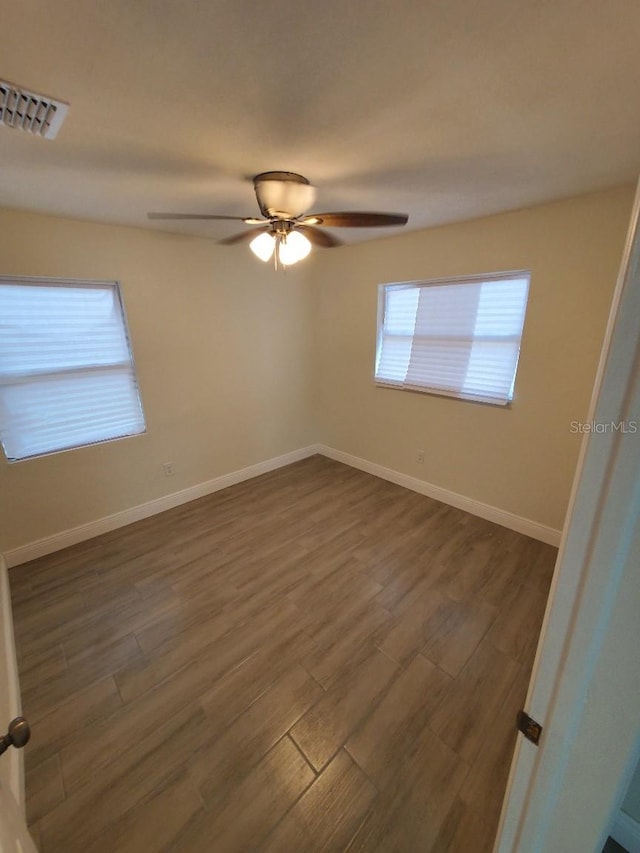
(1, 0), (639, 245)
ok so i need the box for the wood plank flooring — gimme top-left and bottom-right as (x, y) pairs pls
(9, 455), (557, 852)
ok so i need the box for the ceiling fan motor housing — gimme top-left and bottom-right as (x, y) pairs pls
(253, 171), (317, 220)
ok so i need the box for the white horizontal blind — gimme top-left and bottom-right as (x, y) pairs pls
(376, 273), (530, 405)
(0, 278), (145, 461)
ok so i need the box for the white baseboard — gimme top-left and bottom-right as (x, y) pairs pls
(317, 444), (562, 546)
(3, 441), (561, 568)
(3, 445), (320, 568)
(611, 810), (640, 853)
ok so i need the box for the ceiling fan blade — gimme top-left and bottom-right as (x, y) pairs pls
(147, 212), (262, 222)
(300, 212), (408, 228)
(296, 225), (342, 248)
(218, 227), (269, 246)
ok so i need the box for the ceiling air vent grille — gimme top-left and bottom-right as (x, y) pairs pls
(0, 81), (68, 139)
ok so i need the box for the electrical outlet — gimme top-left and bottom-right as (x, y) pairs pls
(163, 462), (175, 477)
(416, 450), (425, 463)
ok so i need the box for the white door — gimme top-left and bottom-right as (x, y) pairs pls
(495, 178), (640, 852)
(0, 778), (36, 853)
(1, 557), (36, 852)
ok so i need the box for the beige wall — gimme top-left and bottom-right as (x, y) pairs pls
(0, 186), (633, 554)
(0, 210), (314, 553)
(311, 186), (634, 532)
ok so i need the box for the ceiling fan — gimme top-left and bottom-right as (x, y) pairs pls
(148, 171), (409, 267)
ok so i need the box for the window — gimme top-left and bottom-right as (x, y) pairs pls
(375, 271), (530, 406)
(0, 277), (146, 461)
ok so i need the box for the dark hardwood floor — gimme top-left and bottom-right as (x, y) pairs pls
(9, 455), (556, 852)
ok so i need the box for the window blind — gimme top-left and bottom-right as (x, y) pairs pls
(0, 278), (146, 461)
(375, 273), (530, 405)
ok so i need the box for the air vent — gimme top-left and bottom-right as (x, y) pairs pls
(0, 80), (68, 139)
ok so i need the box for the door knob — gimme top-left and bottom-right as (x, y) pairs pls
(0, 717), (31, 756)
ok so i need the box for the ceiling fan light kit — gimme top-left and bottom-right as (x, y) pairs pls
(148, 171), (408, 268)
(250, 229), (312, 267)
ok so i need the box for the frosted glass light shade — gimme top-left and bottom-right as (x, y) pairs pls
(249, 232), (276, 262)
(278, 231), (312, 266)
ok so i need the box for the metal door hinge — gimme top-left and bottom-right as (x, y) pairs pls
(517, 710), (542, 745)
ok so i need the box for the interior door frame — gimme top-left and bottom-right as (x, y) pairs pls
(494, 177), (640, 851)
